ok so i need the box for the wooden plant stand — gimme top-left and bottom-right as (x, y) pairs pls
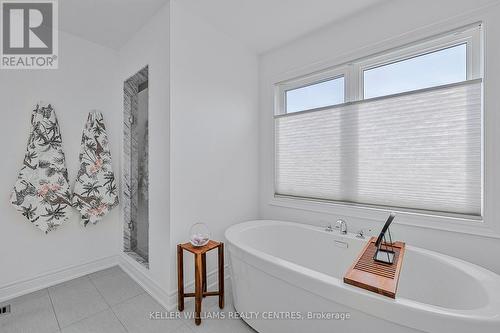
(344, 237), (405, 298)
(177, 240), (224, 325)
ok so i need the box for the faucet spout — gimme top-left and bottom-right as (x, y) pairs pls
(335, 219), (347, 234)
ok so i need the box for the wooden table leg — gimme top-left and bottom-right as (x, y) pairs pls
(202, 253), (207, 297)
(195, 253), (203, 325)
(218, 243), (224, 309)
(177, 245), (184, 311)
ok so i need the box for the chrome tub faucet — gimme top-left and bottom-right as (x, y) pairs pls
(335, 219), (347, 234)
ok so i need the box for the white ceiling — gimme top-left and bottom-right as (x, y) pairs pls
(59, 0), (169, 50)
(179, 0), (389, 54)
(58, 0), (387, 52)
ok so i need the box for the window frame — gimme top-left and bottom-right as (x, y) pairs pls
(357, 26), (481, 100)
(276, 66), (349, 116)
(272, 23), (487, 235)
(284, 75), (346, 114)
(276, 24), (482, 115)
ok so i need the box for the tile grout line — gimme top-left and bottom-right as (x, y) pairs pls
(88, 272), (134, 333)
(80, 267), (145, 324)
(50, 275), (106, 330)
(50, 274), (111, 330)
(46, 287), (62, 332)
(2, 267), (142, 333)
(41, 267), (155, 332)
(88, 272), (148, 307)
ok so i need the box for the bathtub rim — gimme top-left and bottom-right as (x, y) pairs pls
(225, 219), (500, 328)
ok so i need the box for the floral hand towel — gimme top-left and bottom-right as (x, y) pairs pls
(11, 103), (72, 233)
(72, 110), (118, 226)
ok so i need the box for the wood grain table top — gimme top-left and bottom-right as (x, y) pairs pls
(179, 240), (221, 254)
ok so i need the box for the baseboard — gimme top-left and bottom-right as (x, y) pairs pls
(118, 252), (171, 310)
(0, 251), (232, 311)
(119, 253), (231, 311)
(0, 255), (120, 303)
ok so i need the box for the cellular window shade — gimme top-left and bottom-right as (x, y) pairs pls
(275, 80), (482, 216)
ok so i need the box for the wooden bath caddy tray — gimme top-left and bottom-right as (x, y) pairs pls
(344, 237), (405, 298)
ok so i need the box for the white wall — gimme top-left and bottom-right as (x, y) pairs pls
(259, 0), (500, 274)
(117, 3), (171, 301)
(0, 0), (259, 308)
(117, 1), (259, 307)
(0, 31), (121, 293)
(169, 0), (259, 297)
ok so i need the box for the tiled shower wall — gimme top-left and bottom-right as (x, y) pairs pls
(123, 66), (149, 268)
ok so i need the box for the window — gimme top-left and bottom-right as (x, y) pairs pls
(363, 44), (467, 99)
(286, 76), (344, 113)
(274, 25), (483, 218)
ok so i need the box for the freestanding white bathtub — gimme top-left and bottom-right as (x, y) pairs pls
(225, 220), (500, 333)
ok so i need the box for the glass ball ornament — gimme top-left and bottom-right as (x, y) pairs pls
(189, 223), (210, 247)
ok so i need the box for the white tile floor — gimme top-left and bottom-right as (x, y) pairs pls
(0, 266), (257, 333)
